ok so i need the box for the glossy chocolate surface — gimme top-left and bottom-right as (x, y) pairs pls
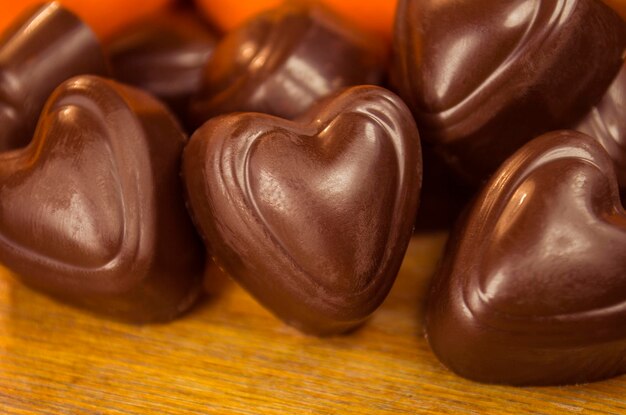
(393, 0), (626, 184)
(0, 3), (108, 151)
(575, 62), (626, 188)
(189, 2), (386, 126)
(0, 75), (204, 323)
(108, 11), (217, 121)
(183, 86), (421, 335)
(426, 131), (626, 385)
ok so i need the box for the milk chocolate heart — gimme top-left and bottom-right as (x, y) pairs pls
(189, 2), (386, 126)
(575, 62), (626, 188)
(0, 3), (108, 151)
(0, 75), (204, 323)
(183, 86), (421, 335)
(393, 0), (626, 184)
(426, 130), (626, 385)
(107, 10), (217, 123)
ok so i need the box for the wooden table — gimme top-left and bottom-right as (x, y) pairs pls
(1, 233), (625, 414)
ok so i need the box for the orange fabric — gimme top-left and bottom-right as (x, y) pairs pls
(195, 0), (397, 39)
(0, 0), (172, 40)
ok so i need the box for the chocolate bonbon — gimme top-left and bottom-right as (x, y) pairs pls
(393, 0), (626, 184)
(183, 86), (422, 335)
(108, 11), (217, 122)
(0, 75), (204, 323)
(575, 62), (626, 188)
(0, 2), (108, 151)
(426, 130), (626, 385)
(189, 2), (387, 125)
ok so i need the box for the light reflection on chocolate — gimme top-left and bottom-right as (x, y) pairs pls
(393, 0), (626, 184)
(0, 3), (108, 151)
(183, 86), (421, 335)
(190, 2), (387, 126)
(575, 62), (626, 188)
(107, 10), (217, 123)
(0, 75), (204, 323)
(426, 130), (626, 385)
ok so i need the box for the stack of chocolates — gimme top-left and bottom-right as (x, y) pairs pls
(0, 0), (625, 387)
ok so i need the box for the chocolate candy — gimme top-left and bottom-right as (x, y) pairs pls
(575, 62), (626, 188)
(0, 75), (204, 323)
(426, 130), (626, 385)
(0, 3), (108, 151)
(414, 145), (471, 230)
(107, 10), (217, 122)
(393, 0), (626, 184)
(183, 86), (421, 335)
(189, 2), (387, 126)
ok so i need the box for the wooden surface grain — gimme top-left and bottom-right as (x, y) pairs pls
(1, 233), (626, 414)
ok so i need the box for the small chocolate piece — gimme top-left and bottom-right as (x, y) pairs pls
(189, 2), (387, 126)
(426, 130), (626, 385)
(575, 62), (626, 188)
(393, 0), (626, 184)
(107, 10), (217, 122)
(0, 3), (108, 151)
(0, 75), (204, 323)
(183, 86), (421, 335)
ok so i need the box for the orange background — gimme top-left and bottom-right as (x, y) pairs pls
(0, 0), (172, 40)
(604, 0), (626, 19)
(194, 0), (397, 38)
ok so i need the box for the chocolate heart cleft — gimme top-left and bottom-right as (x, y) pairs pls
(183, 86), (422, 335)
(107, 10), (217, 124)
(393, 0), (626, 184)
(0, 2), (109, 151)
(0, 75), (205, 323)
(426, 130), (626, 385)
(189, 2), (387, 126)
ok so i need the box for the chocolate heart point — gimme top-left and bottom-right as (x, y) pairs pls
(184, 86), (422, 335)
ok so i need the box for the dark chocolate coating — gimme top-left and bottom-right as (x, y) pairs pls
(0, 75), (204, 323)
(575, 62), (626, 188)
(0, 3), (108, 151)
(183, 86), (422, 335)
(189, 2), (387, 126)
(107, 11), (217, 121)
(426, 130), (626, 385)
(393, 0), (626, 184)
(414, 146), (472, 231)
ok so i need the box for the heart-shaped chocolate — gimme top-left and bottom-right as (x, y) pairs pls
(0, 3), (108, 151)
(393, 0), (626, 183)
(107, 10), (217, 124)
(189, 2), (386, 126)
(426, 130), (626, 385)
(183, 86), (422, 335)
(575, 62), (626, 188)
(0, 75), (205, 323)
